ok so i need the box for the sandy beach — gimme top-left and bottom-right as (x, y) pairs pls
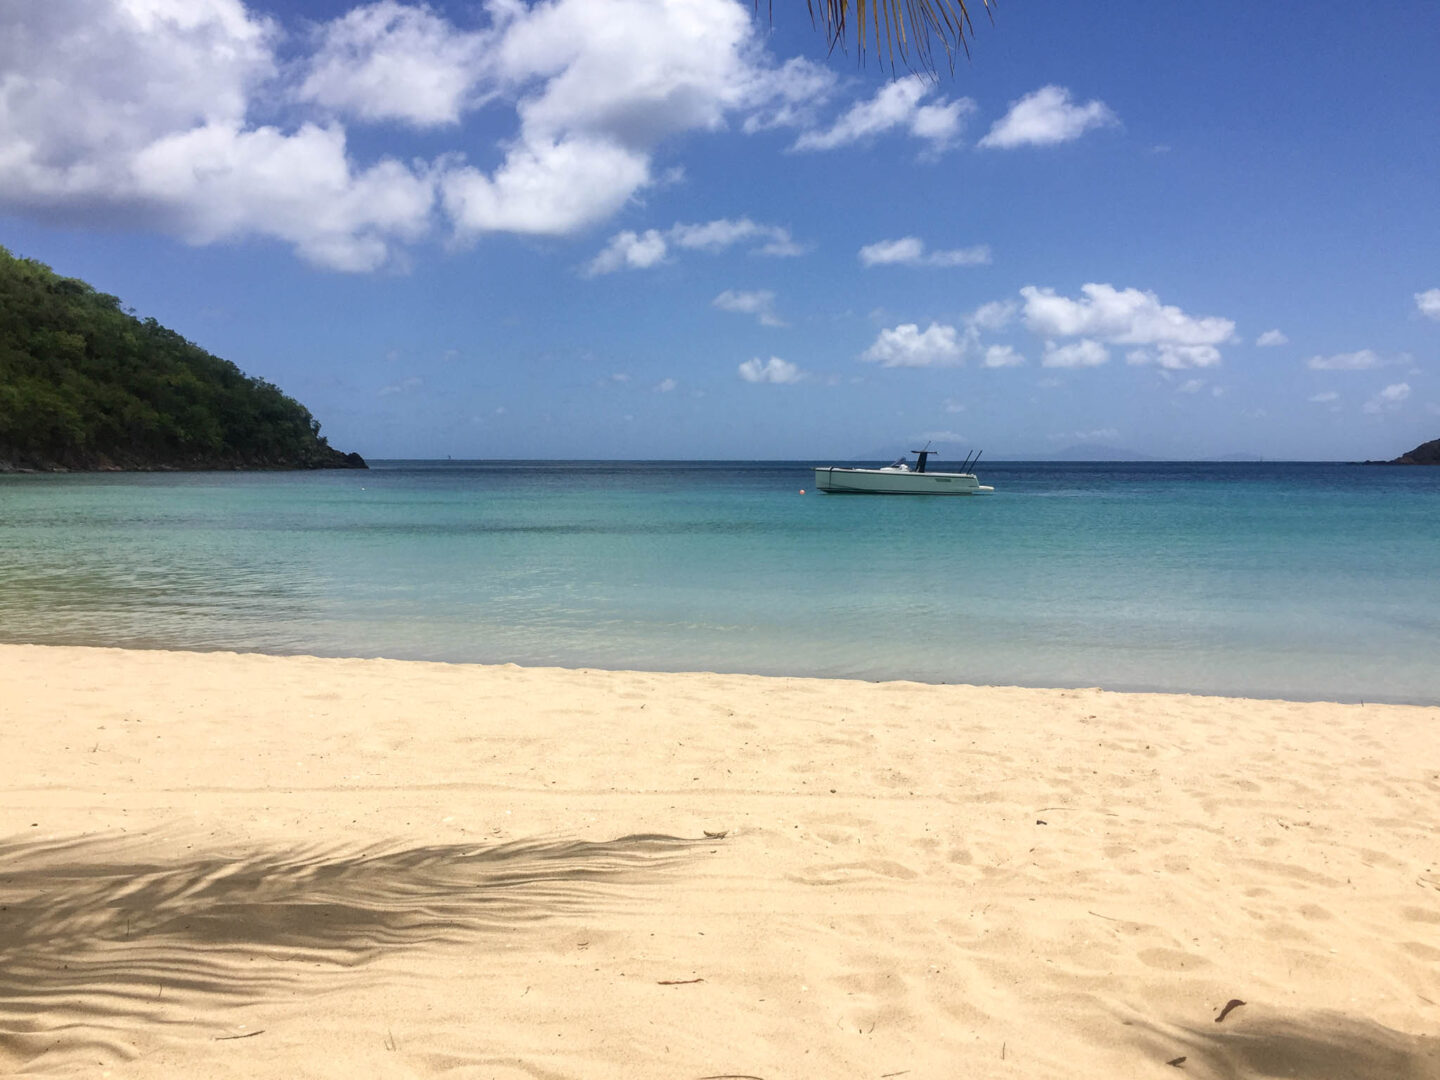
(1, 643), (1437, 1079)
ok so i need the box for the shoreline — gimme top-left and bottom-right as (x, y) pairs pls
(3, 643), (1438, 1078)
(4, 638), (1434, 709)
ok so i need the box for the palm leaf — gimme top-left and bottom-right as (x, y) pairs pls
(793, 0), (992, 73)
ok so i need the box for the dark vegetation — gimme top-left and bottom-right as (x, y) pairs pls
(0, 245), (364, 471)
(1388, 438), (1440, 465)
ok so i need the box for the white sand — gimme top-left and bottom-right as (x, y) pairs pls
(1, 644), (1437, 1078)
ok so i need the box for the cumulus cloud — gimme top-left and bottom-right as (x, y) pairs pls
(584, 228), (668, 275)
(1256, 329), (1288, 347)
(0, 0), (440, 270)
(654, 377), (677, 392)
(585, 217), (801, 274)
(968, 300), (1017, 331)
(1042, 339), (1109, 368)
(1363, 382), (1410, 414)
(862, 322), (968, 367)
(1021, 283), (1235, 369)
(444, 0), (824, 240)
(982, 344), (1025, 368)
(1305, 349), (1385, 370)
(793, 76), (975, 153)
(297, 0), (488, 126)
(978, 86), (1118, 149)
(713, 289), (784, 327)
(1177, 378), (1206, 394)
(1416, 289), (1440, 321)
(858, 236), (991, 268)
(0, 0), (835, 268)
(1308, 391), (1339, 403)
(738, 356), (802, 384)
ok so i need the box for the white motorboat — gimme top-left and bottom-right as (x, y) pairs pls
(814, 447), (994, 496)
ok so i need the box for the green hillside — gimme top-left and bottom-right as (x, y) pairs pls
(0, 246), (364, 471)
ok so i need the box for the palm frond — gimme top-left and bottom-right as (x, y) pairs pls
(799, 0), (992, 73)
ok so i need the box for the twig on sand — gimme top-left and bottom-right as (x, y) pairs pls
(1215, 999), (1246, 1023)
(214, 1030), (264, 1041)
(658, 977), (705, 985)
(1166, 1056), (1186, 1067)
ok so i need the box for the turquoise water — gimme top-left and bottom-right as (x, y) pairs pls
(1, 460), (1437, 704)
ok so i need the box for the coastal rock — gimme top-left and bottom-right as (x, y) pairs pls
(1390, 438), (1440, 465)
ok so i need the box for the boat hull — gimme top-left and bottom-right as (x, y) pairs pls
(813, 467), (994, 495)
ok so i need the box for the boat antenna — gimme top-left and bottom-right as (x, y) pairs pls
(959, 450), (976, 473)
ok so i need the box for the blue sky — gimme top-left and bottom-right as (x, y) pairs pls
(2, 0), (1437, 460)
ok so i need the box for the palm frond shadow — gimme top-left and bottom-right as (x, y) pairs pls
(1133, 1010), (1440, 1079)
(0, 829), (706, 1068)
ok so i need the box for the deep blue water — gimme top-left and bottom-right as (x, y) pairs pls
(1, 460), (1437, 704)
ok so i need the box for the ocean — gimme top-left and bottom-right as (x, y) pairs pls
(1, 460), (1437, 704)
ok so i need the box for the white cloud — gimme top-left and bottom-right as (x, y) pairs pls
(858, 236), (990, 268)
(1177, 378), (1205, 394)
(438, 0), (853, 241)
(1256, 329), (1288, 347)
(713, 289), (784, 327)
(297, 1), (488, 127)
(584, 228), (668, 275)
(982, 344), (1025, 368)
(1305, 349), (1385, 370)
(793, 76), (975, 153)
(0, 0), (440, 270)
(1042, 339), (1109, 368)
(739, 57), (837, 133)
(654, 377), (677, 392)
(1363, 382), (1410, 414)
(738, 356), (802, 384)
(442, 135), (649, 237)
(862, 322), (968, 367)
(1021, 283), (1235, 368)
(1023, 283), (1234, 345)
(978, 85), (1118, 149)
(968, 300), (1017, 331)
(585, 217), (801, 274)
(1127, 344), (1223, 370)
(670, 218), (801, 256)
(0, 0), (833, 268)
(1308, 391), (1339, 403)
(1416, 288), (1440, 321)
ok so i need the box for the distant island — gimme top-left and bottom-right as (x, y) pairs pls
(0, 246), (365, 472)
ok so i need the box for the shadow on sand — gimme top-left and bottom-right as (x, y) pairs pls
(1134, 1010), (1440, 1079)
(0, 829), (707, 1072)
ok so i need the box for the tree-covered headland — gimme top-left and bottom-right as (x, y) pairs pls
(0, 246), (365, 471)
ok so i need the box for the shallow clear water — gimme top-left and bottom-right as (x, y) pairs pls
(2, 460), (1437, 703)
